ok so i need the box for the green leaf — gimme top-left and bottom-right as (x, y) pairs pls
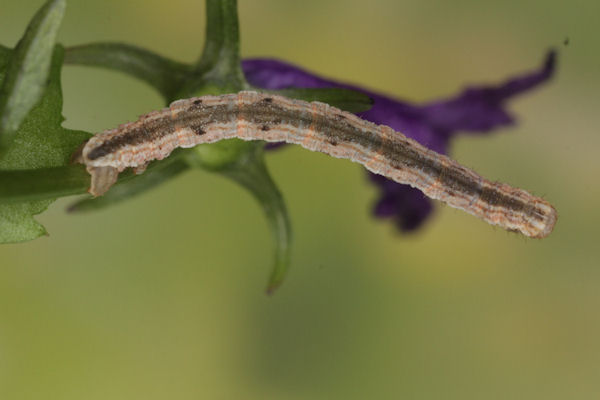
(0, 200), (50, 242)
(0, 0), (66, 150)
(65, 43), (191, 102)
(0, 47), (90, 170)
(0, 46), (91, 243)
(268, 87), (374, 113)
(0, 46), (11, 70)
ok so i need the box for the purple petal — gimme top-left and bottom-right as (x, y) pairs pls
(242, 51), (556, 232)
(369, 173), (434, 232)
(423, 50), (556, 133)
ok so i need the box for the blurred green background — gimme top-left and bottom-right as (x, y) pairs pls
(1, 0), (599, 399)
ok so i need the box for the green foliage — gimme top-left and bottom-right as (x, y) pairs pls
(0, 0), (89, 243)
(0, 46), (90, 242)
(0, 0), (372, 290)
(0, 0), (66, 150)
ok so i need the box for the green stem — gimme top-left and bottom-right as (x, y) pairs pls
(0, 164), (90, 203)
(216, 0), (244, 84)
(0, 149), (188, 204)
(184, 0), (247, 95)
(195, 0), (224, 73)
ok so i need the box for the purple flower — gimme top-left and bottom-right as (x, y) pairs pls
(242, 51), (556, 232)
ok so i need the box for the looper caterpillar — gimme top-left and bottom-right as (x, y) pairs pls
(73, 91), (557, 238)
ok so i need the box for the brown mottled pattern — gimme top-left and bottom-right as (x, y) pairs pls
(77, 91), (557, 238)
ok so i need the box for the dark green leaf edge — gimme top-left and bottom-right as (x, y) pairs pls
(65, 43), (191, 102)
(0, 0), (66, 150)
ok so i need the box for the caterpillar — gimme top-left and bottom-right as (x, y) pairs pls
(73, 91), (557, 238)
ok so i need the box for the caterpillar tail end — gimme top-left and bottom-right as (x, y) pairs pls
(71, 140), (118, 197)
(87, 166), (119, 197)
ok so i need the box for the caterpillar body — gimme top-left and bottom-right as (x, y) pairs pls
(74, 91), (557, 238)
